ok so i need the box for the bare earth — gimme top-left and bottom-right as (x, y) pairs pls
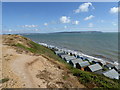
(1, 35), (85, 88)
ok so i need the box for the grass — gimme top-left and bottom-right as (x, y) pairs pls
(0, 78), (9, 83)
(14, 36), (120, 88)
(69, 67), (119, 88)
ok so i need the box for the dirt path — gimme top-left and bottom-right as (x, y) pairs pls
(1, 35), (86, 88)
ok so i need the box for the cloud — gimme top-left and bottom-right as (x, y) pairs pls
(109, 7), (119, 14)
(64, 26), (67, 29)
(84, 15), (94, 20)
(74, 2), (94, 13)
(88, 23), (93, 27)
(8, 29), (12, 32)
(60, 16), (71, 23)
(44, 23), (48, 26)
(112, 22), (117, 26)
(73, 20), (79, 25)
(22, 25), (38, 28)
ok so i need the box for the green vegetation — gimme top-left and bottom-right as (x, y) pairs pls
(0, 78), (9, 83)
(14, 36), (119, 88)
(62, 75), (68, 80)
(69, 67), (119, 88)
(15, 41), (67, 64)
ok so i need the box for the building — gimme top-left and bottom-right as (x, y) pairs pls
(97, 61), (106, 66)
(92, 60), (99, 64)
(60, 54), (70, 59)
(86, 58), (94, 63)
(81, 56), (88, 60)
(85, 63), (103, 73)
(55, 51), (64, 55)
(64, 56), (76, 63)
(114, 65), (120, 73)
(104, 63), (115, 69)
(103, 69), (119, 79)
(76, 61), (90, 69)
(69, 58), (83, 68)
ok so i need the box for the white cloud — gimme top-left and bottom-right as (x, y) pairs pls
(60, 16), (71, 23)
(44, 23), (48, 26)
(22, 25), (38, 28)
(74, 2), (94, 13)
(109, 7), (119, 14)
(88, 23), (93, 27)
(84, 15), (94, 20)
(73, 20), (79, 25)
(64, 26), (67, 29)
(8, 29), (12, 32)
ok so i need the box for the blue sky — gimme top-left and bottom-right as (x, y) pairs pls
(2, 2), (118, 34)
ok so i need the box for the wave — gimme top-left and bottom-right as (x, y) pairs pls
(38, 42), (119, 66)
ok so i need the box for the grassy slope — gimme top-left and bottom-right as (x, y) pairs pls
(9, 35), (120, 88)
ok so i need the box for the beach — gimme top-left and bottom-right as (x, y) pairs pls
(23, 32), (118, 65)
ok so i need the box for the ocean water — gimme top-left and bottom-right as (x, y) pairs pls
(23, 32), (118, 63)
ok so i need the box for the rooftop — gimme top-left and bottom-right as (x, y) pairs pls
(55, 51), (64, 54)
(78, 61), (90, 68)
(103, 69), (119, 79)
(88, 63), (103, 72)
(70, 58), (83, 64)
(64, 56), (76, 61)
(105, 63), (115, 68)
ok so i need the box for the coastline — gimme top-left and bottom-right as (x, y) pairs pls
(1, 35), (119, 88)
(38, 42), (119, 66)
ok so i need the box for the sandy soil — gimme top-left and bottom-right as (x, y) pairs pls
(1, 35), (85, 88)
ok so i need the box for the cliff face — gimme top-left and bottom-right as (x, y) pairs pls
(1, 35), (85, 88)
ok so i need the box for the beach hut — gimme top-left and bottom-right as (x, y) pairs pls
(76, 61), (90, 69)
(69, 58), (83, 68)
(85, 63), (103, 74)
(103, 69), (119, 79)
(104, 63), (115, 69)
(86, 58), (94, 63)
(92, 60), (99, 64)
(60, 54), (70, 59)
(97, 61), (106, 66)
(114, 65), (120, 73)
(64, 56), (76, 63)
(55, 51), (64, 55)
(81, 56), (88, 60)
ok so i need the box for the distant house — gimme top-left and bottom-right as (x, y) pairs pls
(86, 58), (94, 63)
(76, 61), (90, 69)
(92, 60), (99, 64)
(104, 63), (115, 69)
(97, 61), (106, 66)
(60, 54), (70, 59)
(64, 56), (76, 63)
(114, 65), (120, 73)
(55, 51), (64, 55)
(103, 69), (119, 79)
(85, 64), (103, 74)
(69, 58), (83, 68)
(81, 56), (88, 60)
(54, 51), (66, 57)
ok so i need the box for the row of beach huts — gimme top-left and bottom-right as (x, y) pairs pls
(39, 43), (120, 80)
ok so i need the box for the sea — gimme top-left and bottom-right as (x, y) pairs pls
(22, 32), (119, 63)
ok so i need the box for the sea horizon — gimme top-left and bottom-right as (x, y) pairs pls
(22, 32), (119, 64)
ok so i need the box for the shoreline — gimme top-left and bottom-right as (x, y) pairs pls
(38, 42), (119, 67)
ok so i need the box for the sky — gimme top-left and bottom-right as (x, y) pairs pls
(2, 2), (118, 34)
